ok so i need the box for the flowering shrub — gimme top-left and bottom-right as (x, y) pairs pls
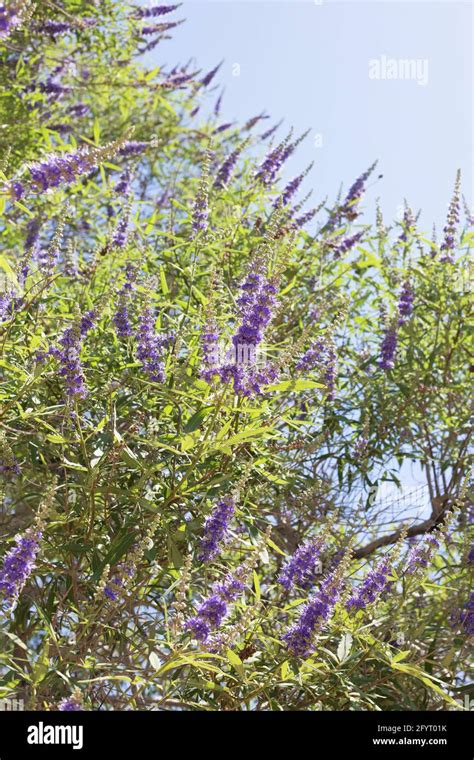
(0, 2), (472, 712)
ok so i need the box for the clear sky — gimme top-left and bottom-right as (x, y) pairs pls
(145, 0), (473, 232)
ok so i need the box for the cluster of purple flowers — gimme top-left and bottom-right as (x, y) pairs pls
(405, 533), (440, 575)
(0, 433), (20, 475)
(112, 203), (132, 248)
(141, 20), (180, 36)
(191, 182), (209, 236)
(276, 163), (313, 209)
(104, 563), (135, 602)
(113, 264), (136, 338)
(378, 322), (397, 370)
(200, 61), (222, 88)
(440, 171), (461, 263)
(199, 319), (220, 382)
(296, 338), (337, 400)
(397, 207), (416, 247)
(0, 527), (42, 605)
(295, 339), (325, 372)
(13, 139), (125, 198)
(397, 280), (414, 325)
(278, 536), (325, 591)
(38, 20), (71, 38)
(58, 696), (82, 712)
(213, 143), (244, 190)
(346, 556), (392, 611)
(330, 230), (365, 258)
(0, 1), (27, 39)
(37, 310), (96, 399)
(200, 266), (279, 396)
(186, 570), (245, 643)
(134, 4), (180, 18)
(255, 136), (294, 187)
(324, 162), (377, 231)
(115, 168), (132, 195)
(118, 141), (149, 158)
(198, 497), (235, 562)
(283, 566), (346, 657)
(136, 306), (172, 383)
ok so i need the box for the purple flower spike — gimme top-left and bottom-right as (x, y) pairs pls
(379, 323), (397, 370)
(283, 566), (346, 657)
(0, 527), (42, 605)
(405, 533), (440, 575)
(58, 697), (82, 712)
(346, 557), (392, 611)
(278, 536), (325, 591)
(198, 497), (235, 562)
(440, 170), (461, 263)
(136, 307), (172, 382)
(397, 280), (414, 325)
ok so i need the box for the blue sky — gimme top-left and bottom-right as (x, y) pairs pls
(145, 0), (473, 232)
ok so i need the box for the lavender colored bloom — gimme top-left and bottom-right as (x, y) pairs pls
(397, 207), (416, 246)
(38, 79), (70, 100)
(325, 162), (377, 231)
(141, 20), (179, 35)
(191, 184), (209, 236)
(283, 566), (345, 657)
(346, 557), (392, 610)
(38, 310), (96, 399)
(115, 168), (132, 195)
(113, 264), (136, 338)
(277, 164), (313, 208)
(405, 533), (440, 575)
(24, 141), (122, 194)
(58, 697), (82, 712)
(330, 230), (365, 258)
(292, 207), (317, 229)
(378, 323), (397, 370)
(398, 280), (414, 325)
(295, 340), (325, 372)
(112, 205), (131, 248)
(200, 61), (222, 87)
(9, 181), (24, 200)
(198, 497), (235, 562)
(0, 1), (27, 39)
(134, 4), (180, 18)
(118, 141), (148, 157)
(200, 320), (220, 381)
(201, 268), (279, 396)
(104, 563), (135, 602)
(463, 196), (474, 227)
(214, 89), (224, 117)
(213, 146), (242, 190)
(440, 170), (461, 263)
(323, 343), (337, 401)
(186, 570), (244, 642)
(38, 20), (71, 37)
(68, 103), (90, 118)
(0, 527), (42, 604)
(260, 120), (282, 141)
(353, 435), (368, 459)
(213, 122), (234, 135)
(278, 536), (325, 591)
(244, 112), (268, 131)
(136, 307), (172, 382)
(255, 137), (293, 187)
(467, 545), (474, 564)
